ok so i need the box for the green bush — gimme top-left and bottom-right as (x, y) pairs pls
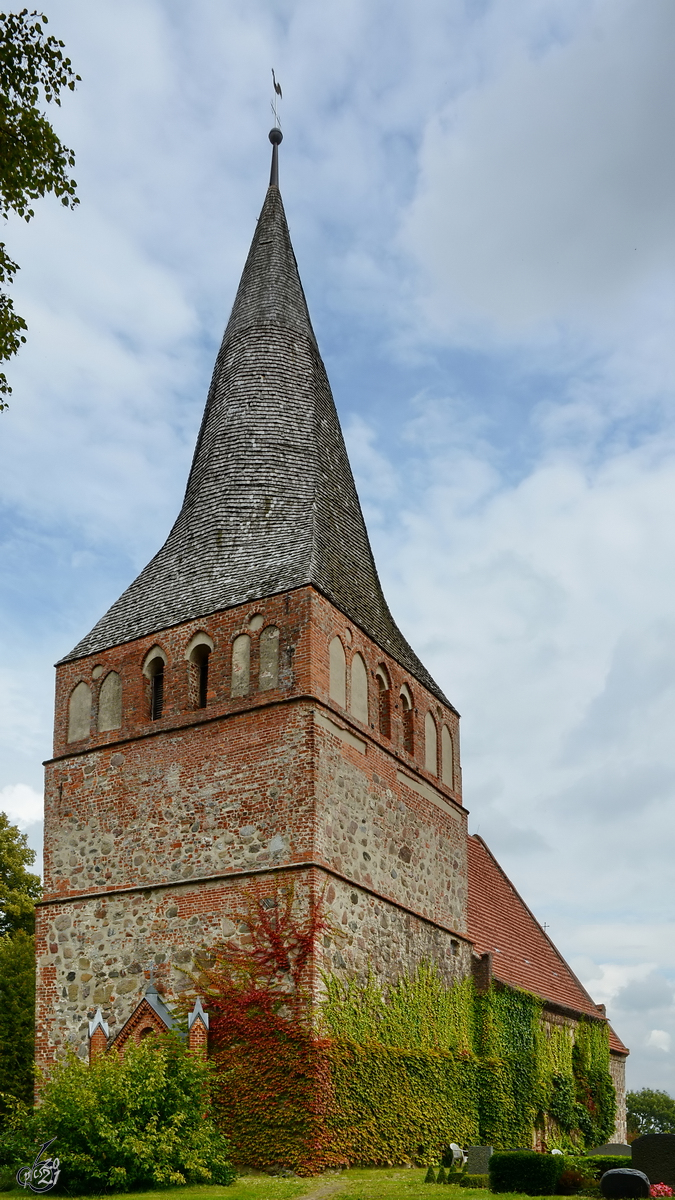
(490, 1150), (566, 1195)
(425, 1166), (437, 1183)
(460, 1173), (489, 1187)
(0, 1165), (16, 1192)
(0, 1034), (235, 1192)
(584, 1156), (634, 1179)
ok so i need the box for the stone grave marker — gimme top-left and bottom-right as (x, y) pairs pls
(589, 1144), (632, 1157)
(631, 1133), (675, 1190)
(600, 1169), (650, 1198)
(464, 1146), (493, 1176)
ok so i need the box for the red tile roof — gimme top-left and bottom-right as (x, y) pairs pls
(467, 835), (628, 1056)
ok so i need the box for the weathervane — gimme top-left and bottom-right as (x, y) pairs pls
(271, 68), (282, 129)
(269, 69), (283, 187)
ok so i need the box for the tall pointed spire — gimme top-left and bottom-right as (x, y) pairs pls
(63, 134), (447, 703)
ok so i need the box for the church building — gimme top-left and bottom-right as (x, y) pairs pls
(36, 130), (627, 1146)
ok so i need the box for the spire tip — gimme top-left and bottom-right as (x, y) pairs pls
(268, 127), (282, 187)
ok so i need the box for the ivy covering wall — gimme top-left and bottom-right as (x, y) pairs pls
(323, 969), (480, 1163)
(193, 884), (616, 1172)
(320, 967), (616, 1164)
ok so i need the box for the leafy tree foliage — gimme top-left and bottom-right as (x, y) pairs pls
(627, 1088), (675, 1137)
(0, 814), (41, 1122)
(0, 1035), (236, 1192)
(0, 811), (41, 935)
(0, 930), (35, 1113)
(0, 8), (79, 407)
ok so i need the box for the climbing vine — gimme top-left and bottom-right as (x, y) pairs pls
(571, 1019), (616, 1145)
(321, 964), (475, 1054)
(185, 878), (343, 1175)
(322, 969), (479, 1163)
(474, 985), (543, 1148)
(474, 987), (615, 1151)
(187, 882), (615, 1169)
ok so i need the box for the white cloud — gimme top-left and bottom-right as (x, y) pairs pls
(403, 0), (675, 332)
(0, 784), (43, 830)
(647, 1030), (672, 1053)
(344, 414), (400, 526)
(571, 960), (653, 996)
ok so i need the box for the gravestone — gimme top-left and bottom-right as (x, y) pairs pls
(589, 1145), (632, 1157)
(632, 1133), (675, 1190)
(465, 1146), (493, 1176)
(600, 1169), (650, 1199)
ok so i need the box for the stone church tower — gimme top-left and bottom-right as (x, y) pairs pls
(36, 132), (470, 1069)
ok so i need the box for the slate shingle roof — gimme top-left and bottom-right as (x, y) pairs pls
(467, 835), (628, 1055)
(61, 170), (449, 703)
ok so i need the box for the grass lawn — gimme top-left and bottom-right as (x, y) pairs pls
(322, 1168), (557, 1200)
(0, 1167), (565, 1200)
(337, 1168), (488, 1200)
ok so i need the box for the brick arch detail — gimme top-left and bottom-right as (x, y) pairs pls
(110, 997), (172, 1056)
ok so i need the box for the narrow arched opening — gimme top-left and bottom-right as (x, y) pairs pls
(142, 647), (168, 721)
(376, 666), (391, 739)
(185, 633), (215, 709)
(148, 658), (164, 720)
(400, 684), (414, 755)
(190, 644), (211, 708)
(442, 725), (454, 788)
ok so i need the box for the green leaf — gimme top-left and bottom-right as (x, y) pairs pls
(0, 8), (80, 401)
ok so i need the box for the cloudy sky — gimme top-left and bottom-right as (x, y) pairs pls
(1, 0), (674, 1093)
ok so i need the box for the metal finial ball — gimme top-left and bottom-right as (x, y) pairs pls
(269, 128), (283, 145)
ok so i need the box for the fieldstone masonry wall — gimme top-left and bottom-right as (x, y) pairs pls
(315, 727), (466, 932)
(322, 875), (471, 987)
(37, 587), (468, 1073)
(609, 1051), (627, 1143)
(36, 864), (472, 1066)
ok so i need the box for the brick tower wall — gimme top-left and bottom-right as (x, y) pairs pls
(37, 587), (469, 1070)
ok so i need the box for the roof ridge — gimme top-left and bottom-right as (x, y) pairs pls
(470, 835), (604, 1016)
(467, 834), (628, 1054)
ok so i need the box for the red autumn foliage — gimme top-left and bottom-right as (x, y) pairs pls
(186, 878), (346, 1175)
